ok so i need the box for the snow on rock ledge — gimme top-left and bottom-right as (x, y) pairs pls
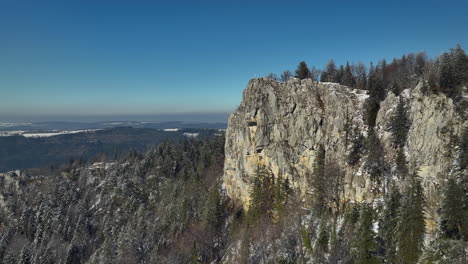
(223, 78), (465, 232)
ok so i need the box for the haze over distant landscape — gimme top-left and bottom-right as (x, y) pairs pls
(1, 0), (467, 122)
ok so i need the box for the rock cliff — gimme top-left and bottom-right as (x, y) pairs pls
(223, 77), (465, 232)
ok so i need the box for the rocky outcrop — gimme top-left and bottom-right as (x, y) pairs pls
(223, 77), (465, 232)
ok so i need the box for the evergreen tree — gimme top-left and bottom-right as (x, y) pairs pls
(365, 63), (387, 128)
(321, 59), (338, 82)
(451, 44), (468, 86)
(365, 131), (386, 186)
(311, 145), (328, 215)
(342, 61), (356, 87)
(364, 97), (381, 128)
(440, 178), (468, 240)
(337, 65), (345, 83)
(426, 62), (440, 94)
(295, 61), (311, 80)
(317, 221), (330, 254)
(439, 45), (468, 100)
(348, 128), (364, 166)
(203, 187), (225, 252)
(248, 165), (275, 221)
(395, 148), (408, 179)
(379, 186), (401, 263)
(439, 52), (459, 99)
(397, 173), (425, 264)
(355, 205), (379, 264)
(391, 98), (409, 148)
(459, 127), (468, 171)
(273, 173), (289, 217)
(367, 64), (386, 102)
(314, 220), (330, 263)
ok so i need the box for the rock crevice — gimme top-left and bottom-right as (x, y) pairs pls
(223, 77), (464, 230)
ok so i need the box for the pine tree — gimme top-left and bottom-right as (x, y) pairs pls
(248, 165), (274, 221)
(314, 220), (330, 263)
(426, 62), (440, 94)
(273, 173), (289, 217)
(459, 127), (468, 171)
(311, 145), (328, 215)
(342, 62), (356, 87)
(317, 221), (330, 253)
(365, 131), (386, 186)
(365, 63), (387, 128)
(204, 188), (224, 228)
(391, 98), (409, 148)
(204, 187), (225, 251)
(364, 97), (380, 128)
(348, 128), (364, 166)
(397, 173), (425, 264)
(321, 59), (338, 82)
(395, 148), (408, 179)
(439, 45), (468, 100)
(295, 61), (311, 80)
(440, 178), (468, 240)
(439, 52), (459, 99)
(337, 65), (345, 83)
(355, 205), (379, 264)
(379, 186), (401, 263)
(451, 44), (468, 86)
(367, 64), (386, 102)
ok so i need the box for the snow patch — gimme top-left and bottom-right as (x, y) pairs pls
(401, 88), (411, 99)
(22, 129), (101, 138)
(89, 162), (114, 170)
(183, 133), (199, 138)
(0, 131), (26, 137)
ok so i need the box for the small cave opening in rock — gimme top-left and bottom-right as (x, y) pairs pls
(247, 121), (257, 127)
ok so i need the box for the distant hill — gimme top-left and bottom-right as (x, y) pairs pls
(0, 126), (222, 172)
(0, 121), (227, 131)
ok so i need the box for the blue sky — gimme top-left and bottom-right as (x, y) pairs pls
(1, 0), (467, 122)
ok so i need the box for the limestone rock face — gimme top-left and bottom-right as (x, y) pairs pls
(223, 78), (465, 231)
(223, 78), (369, 207)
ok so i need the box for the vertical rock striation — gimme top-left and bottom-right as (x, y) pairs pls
(223, 77), (465, 232)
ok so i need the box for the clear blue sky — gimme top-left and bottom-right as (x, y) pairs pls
(1, 0), (467, 122)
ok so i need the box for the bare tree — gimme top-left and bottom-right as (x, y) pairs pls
(281, 70), (292, 82)
(310, 66), (322, 82)
(352, 61), (367, 90)
(266, 73), (279, 81)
